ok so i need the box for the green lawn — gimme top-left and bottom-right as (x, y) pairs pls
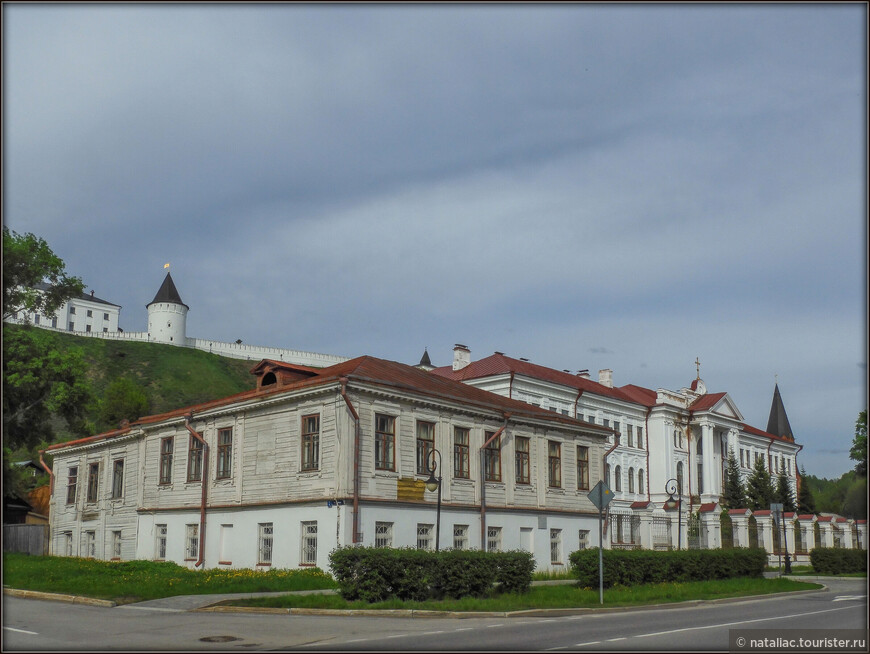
(226, 577), (821, 612)
(2, 554), (336, 604)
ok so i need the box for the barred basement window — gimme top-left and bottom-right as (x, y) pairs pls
(301, 415), (320, 471)
(258, 523), (273, 565)
(185, 524), (199, 560)
(453, 524), (468, 550)
(155, 524), (167, 560)
(375, 522), (393, 548)
(417, 523), (433, 550)
(487, 526), (502, 552)
(301, 521), (318, 565)
(578, 529), (590, 550)
(550, 529), (562, 564)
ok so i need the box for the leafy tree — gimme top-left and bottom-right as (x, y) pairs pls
(774, 470), (796, 513)
(721, 448), (745, 509)
(744, 456), (774, 511)
(3, 227), (84, 321)
(99, 377), (150, 431)
(797, 467), (816, 514)
(841, 477), (867, 519)
(850, 409), (867, 477)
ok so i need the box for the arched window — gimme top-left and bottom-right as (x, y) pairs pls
(628, 467), (635, 493)
(605, 464), (611, 489)
(674, 429), (679, 448)
(615, 465), (622, 492)
(638, 468), (644, 494)
(676, 462), (684, 494)
(261, 372), (277, 387)
(696, 436), (703, 454)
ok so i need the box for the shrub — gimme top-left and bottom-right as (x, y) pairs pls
(495, 550), (536, 594)
(568, 548), (766, 589)
(809, 548), (867, 575)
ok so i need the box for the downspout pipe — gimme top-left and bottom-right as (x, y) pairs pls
(573, 389), (584, 419)
(480, 414), (511, 547)
(184, 414), (209, 568)
(38, 450), (53, 554)
(38, 450), (54, 495)
(339, 377), (361, 544)
(601, 428), (620, 536)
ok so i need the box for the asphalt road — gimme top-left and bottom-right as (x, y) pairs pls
(2, 578), (867, 652)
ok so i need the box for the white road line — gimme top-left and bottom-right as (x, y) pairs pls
(833, 595), (865, 602)
(633, 605), (860, 639)
(422, 630), (445, 635)
(486, 623), (504, 628)
(454, 627), (474, 632)
(607, 637), (627, 641)
(3, 627), (39, 636)
(571, 641), (601, 647)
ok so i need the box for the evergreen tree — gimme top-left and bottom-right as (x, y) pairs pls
(850, 409), (867, 477)
(722, 448), (745, 509)
(797, 467), (816, 514)
(774, 470), (796, 513)
(745, 456), (774, 511)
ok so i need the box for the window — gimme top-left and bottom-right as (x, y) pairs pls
(674, 429), (679, 448)
(111, 459), (124, 499)
(216, 428), (233, 479)
(548, 441), (561, 488)
(587, 415), (595, 424)
(85, 324), (91, 332)
(603, 419), (610, 428)
(70, 307), (76, 315)
(453, 524), (469, 550)
(453, 427), (470, 478)
(34, 314), (40, 325)
(416, 421), (435, 475)
(417, 523), (434, 550)
(638, 468), (644, 494)
(103, 327), (108, 333)
(66, 466), (78, 504)
(487, 526), (502, 552)
(550, 529), (562, 564)
(301, 415), (320, 471)
(52, 317), (57, 328)
(375, 521), (393, 548)
(515, 436), (530, 484)
(156, 524), (167, 559)
(86, 309), (92, 317)
(627, 425), (634, 448)
(103, 312), (109, 320)
(676, 462), (684, 494)
(87, 462), (100, 503)
(187, 434), (203, 482)
(185, 524), (199, 560)
(112, 530), (122, 559)
(614, 422), (621, 440)
(628, 467), (635, 493)
(697, 462), (703, 494)
(258, 523), (273, 565)
(159, 437), (174, 484)
(697, 437), (703, 454)
(301, 521), (318, 565)
(374, 414), (395, 471)
(637, 426), (643, 449)
(484, 432), (501, 482)
(68, 322), (74, 331)
(220, 524), (233, 563)
(578, 529), (590, 550)
(64, 531), (74, 556)
(605, 463), (611, 489)
(85, 531), (96, 558)
(614, 465), (622, 492)
(577, 446), (590, 490)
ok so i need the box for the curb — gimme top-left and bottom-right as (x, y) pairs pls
(3, 588), (116, 607)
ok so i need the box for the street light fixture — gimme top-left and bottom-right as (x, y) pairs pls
(425, 448), (443, 551)
(663, 478), (683, 550)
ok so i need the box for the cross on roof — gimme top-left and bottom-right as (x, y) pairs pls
(695, 357), (701, 378)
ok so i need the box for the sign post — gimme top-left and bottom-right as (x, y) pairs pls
(588, 480), (615, 605)
(770, 503), (783, 576)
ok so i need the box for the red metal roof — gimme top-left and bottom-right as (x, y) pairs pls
(617, 384), (658, 407)
(797, 514), (816, 520)
(698, 502), (718, 513)
(630, 501), (651, 509)
(690, 392), (727, 412)
(754, 510), (772, 517)
(817, 516), (833, 522)
(740, 423), (795, 444)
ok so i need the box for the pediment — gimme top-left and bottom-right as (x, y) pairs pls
(708, 394), (743, 421)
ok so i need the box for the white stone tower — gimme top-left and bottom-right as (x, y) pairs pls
(146, 272), (189, 345)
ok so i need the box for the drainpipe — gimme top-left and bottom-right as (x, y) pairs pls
(480, 414), (511, 547)
(794, 444), (804, 501)
(339, 377), (361, 544)
(573, 389), (583, 419)
(38, 450), (53, 554)
(508, 372), (515, 400)
(766, 439), (774, 474)
(184, 414), (209, 568)
(38, 450), (54, 495)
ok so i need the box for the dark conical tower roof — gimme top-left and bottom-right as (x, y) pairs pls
(147, 272), (189, 309)
(766, 383), (794, 440)
(419, 349), (432, 367)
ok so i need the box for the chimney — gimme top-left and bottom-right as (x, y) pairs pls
(453, 344), (471, 371)
(577, 369), (590, 379)
(598, 369), (613, 388)
(90, 290), (95, 297)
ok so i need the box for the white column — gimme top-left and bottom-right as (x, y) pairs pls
(701, 422), (714, 500)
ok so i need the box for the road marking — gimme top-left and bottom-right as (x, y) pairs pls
(454, 627), (474, 632)
(486, 623), (504, 628)
(117, 605), (183, 612)
(833, 595), (865, 602)
(571, 641), (601, 647)
(3, 627), (38, 636)
(422, 631), (445, 635)
(633, 605), (860, 639)
(607, 637), (627, 641)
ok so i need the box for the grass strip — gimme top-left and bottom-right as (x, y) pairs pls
(226, 577), (821, 612)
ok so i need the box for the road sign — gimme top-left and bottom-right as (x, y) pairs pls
(588, 481), (614, 511)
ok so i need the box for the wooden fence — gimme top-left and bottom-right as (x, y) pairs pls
(3, 524), (49, 556)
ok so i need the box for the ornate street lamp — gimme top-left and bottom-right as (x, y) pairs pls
(663, 478), (683, 550)
(425, 449), (443, 551)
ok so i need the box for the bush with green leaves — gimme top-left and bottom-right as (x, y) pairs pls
(328, 546), (535, 602)
(809, 547), (867, 575)
(569, 548), (766, 589)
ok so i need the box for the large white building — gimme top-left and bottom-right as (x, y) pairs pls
(42, 356), (614, 572)
(10, 283), (121, 334)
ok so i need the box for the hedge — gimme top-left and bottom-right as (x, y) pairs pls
(569, 547), (767, 588)
(328, 547), (535, 602)
(809, 548), (867, 575)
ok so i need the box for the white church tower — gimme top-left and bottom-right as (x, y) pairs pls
(146, 271), (189, 345)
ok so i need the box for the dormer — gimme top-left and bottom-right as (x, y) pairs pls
(250, 359), (321, 391)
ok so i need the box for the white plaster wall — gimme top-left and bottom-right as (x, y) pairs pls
(147, 302), (189, 345)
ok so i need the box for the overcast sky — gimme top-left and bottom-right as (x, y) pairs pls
(3, 4), (866, 479)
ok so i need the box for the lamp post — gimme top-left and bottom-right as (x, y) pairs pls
(664, 478), (683, 550)
(425, 448), (443, 551)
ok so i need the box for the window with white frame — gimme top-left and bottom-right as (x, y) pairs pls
(301, 414), (320, 471)
(453, 524), (469, 550)
(417, 523), (433, 550)
(156, 524), (167, 559)
(87, 462), (100, 503)
(550, 529), (562, 564)
(375, 414), (396, 471)
(638, 468), (644, 495)
(453, 426), (470, 478)
(187, 434), (203, 482)
(216, 428), (233, 479)
(627, 424), (634, 448)
(628, 467), (635, 494)
(112, 530), (122, 559)
(637, 426), (643, 449)
(185, 524), (199, 560)
(578, 529), (590, 550)
(487, 526), (502, 552)
(614, 465), (622, 492)
(375, 521), (393, 548)
(159, 437), (173, 484)
(258, 523), (273, 564)
(64, 531), (74, 556)
(577, 446), (589, 490)
(416, 420), (435, 475)
(111, 459), (124, 499)
(301, 521), (318, 565)
(548, 441), (561, 488)
(66, 466), (78, 505)
(85, 530), (96, 558)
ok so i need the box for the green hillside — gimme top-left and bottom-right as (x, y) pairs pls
(6, 323), (257, 444)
